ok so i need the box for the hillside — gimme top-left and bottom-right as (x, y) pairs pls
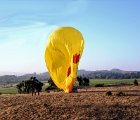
(0, 69), (140, 84)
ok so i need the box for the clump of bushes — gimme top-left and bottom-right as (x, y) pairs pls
(0, 92), (2, 95)
(105, 91), (112, 96)
(116, 91), (124, 96)
(42, 103), (48, 107)
(133, 79), (138, 86)
(94, 83), (104, 87)
(63, 98), (67, 101)
(105, 90), (125, 96)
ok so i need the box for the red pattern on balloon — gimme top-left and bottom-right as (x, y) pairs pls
(67, 66), (71, 77)
(73, 54), (80, 64)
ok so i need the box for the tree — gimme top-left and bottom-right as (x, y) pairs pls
(77, 76), (90, 86)
(133, 79), (138, 86)
(48, 77), (57, 87)
(16, 76), (44, 95)
(45, 77), (58, 90)
(83, 77), (90, 86)
(77, 76), (83, 86)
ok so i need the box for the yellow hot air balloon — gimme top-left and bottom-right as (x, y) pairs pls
(44, 27), (84, 93)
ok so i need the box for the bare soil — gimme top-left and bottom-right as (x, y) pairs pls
(0, 84), (140, 120)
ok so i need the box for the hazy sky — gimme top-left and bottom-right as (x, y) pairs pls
(0, 0), (140, 74)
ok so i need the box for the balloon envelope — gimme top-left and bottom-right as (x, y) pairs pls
(44, 27), (84, 93)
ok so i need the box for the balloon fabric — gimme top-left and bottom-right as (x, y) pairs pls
(44, 27), (84, 93)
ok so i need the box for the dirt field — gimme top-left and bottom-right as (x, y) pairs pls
(0, 85), (140, 120)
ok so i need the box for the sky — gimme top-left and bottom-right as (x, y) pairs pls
(0, 0), (140, 75)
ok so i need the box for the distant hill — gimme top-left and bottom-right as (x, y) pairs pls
(78, 69), (92, 75)
(110, 69), (123, 73)
(0, 69), (140, 84)
(0, 72), (50, 84)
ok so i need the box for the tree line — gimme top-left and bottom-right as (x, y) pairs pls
(84, 71), (140, 79)
(14, 75), (139, 94)
(16, 76), (90, 94)
(1, 70), (140, 84)
(0, 72), (49, 84)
